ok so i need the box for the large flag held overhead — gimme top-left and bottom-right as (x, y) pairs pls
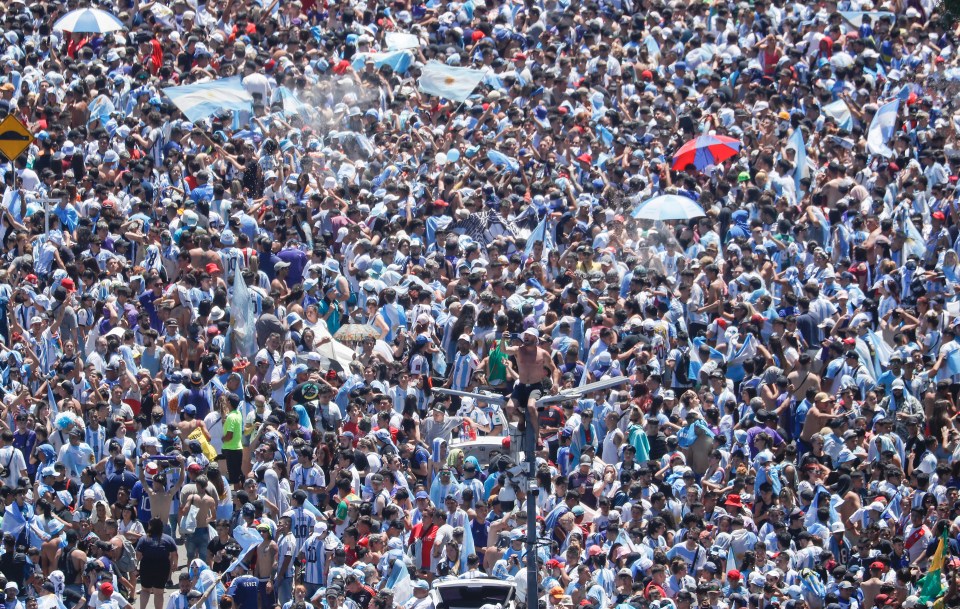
(384, 32), (421, 50)
(785, 127), (808, 194)
(162, 77), (254, 123)
(867, 99), (900, 157)
(838, 11), (896, 26)
(918, 529), (949, 602)
(271, 86), (312, 118)
(822, 99), (853, 131)
(418, 61), (487, 102)
(351, 51), (413, 74)
(524, 215), (554, 259)
(229, 265), (256, 357)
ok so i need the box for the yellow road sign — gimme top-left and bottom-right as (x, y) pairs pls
(0, 115), (33, 162)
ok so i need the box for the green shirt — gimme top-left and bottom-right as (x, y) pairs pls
(223, 410), (243, 451)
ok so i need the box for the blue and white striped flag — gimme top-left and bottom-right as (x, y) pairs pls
(822, 99), (853, 131)
(162, 77), (254, 123)
(524, 215), (554, 259)
(867, 99), (899, 157)
(87, 94), (115, 127)
(351, 51), (413, 74)
(47, 382), (58, 416)
(418, 61), (487, 102)
(726, 333), (757, 366)
(786, 127), (808, 194)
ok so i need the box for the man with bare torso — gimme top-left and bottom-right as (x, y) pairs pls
(787, 353), (821, 400)
(179, 474), (216, 562)
(254, 524), (279, 608)
(504, 328), (559, 438)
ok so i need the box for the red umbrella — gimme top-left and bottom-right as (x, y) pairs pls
(672, 135), (741, 171)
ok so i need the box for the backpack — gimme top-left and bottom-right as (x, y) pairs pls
(115, 536), (138, 573)
(674, 348), (691, 385)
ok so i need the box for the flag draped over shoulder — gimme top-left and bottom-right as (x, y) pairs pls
(918, 529), (949, 602)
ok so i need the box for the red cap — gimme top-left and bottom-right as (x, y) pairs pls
(433, 199), (449, 207)
(937, 55), (946, 63)
(264, 59), (276, 72)
(513, 53), (527, 61)
(870, 561), (885, 570)
(933, 211), (946, 221)
(187, 463), (203, 474)
(471, 31), (484, 42)
(24, 274), (37, 284)
(546, 559), (562, 568)
(751, 314), (765, 324)
(577, 153), (592, 164)
(100, 583), (114, 596)
(501, 436), (511, 450)
(61, 278), (76, 291)
(727, 570), (741, 580)
(205, 263), (220, 274)
(887, 162), (900, 172)
(333, 59), (352, 75)
(588, 545), (602, 556)
(843, 337), (856, 346)
(206, 326), (219, 336)
(641, 69), (653, 81)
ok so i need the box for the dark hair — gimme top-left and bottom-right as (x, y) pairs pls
(148, 517), (164, 537)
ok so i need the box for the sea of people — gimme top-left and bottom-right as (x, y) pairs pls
(0, 1), (957, 609)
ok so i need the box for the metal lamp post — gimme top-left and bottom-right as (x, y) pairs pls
(435, 377), (629, 609)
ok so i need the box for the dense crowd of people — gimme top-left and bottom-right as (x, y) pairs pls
(0, 1), (960, 609)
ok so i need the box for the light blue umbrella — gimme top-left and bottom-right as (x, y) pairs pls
(53, 8), (126, 33)
(631, 194), (705, 221)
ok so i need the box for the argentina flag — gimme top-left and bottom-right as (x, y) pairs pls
(418, 61), (487, 102)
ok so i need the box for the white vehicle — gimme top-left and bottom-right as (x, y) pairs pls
(430, 579), (517, 609)
(450, 424), (525, 466)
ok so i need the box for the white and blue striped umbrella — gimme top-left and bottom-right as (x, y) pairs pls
(53, 8), (126, 33)
(631, 194), (705, 221)
(162, 76), (254, 123)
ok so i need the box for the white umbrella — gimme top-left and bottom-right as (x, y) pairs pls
(830, 52), (855, 69)
(631, 194), (705, 221)
(53, 8), (126, 33)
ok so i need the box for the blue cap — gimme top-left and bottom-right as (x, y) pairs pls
(415, 491), (428, 500)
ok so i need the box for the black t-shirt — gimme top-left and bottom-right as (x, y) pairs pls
(208, 536), (242, 573)
(135, 534), (177, 565)
(0, 551), (27, 588)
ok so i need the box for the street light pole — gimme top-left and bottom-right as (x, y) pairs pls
(527, 376), (630, 609)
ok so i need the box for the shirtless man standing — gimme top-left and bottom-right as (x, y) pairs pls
(799, 392), (843, 455)
(787, 353), (821, 400)
(178, 405), (211, 444)
(139, 456), (185, 538)
(254, 523), (279, 608)
(504, 328), (559, 438)
(179, 474), (217, 562)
